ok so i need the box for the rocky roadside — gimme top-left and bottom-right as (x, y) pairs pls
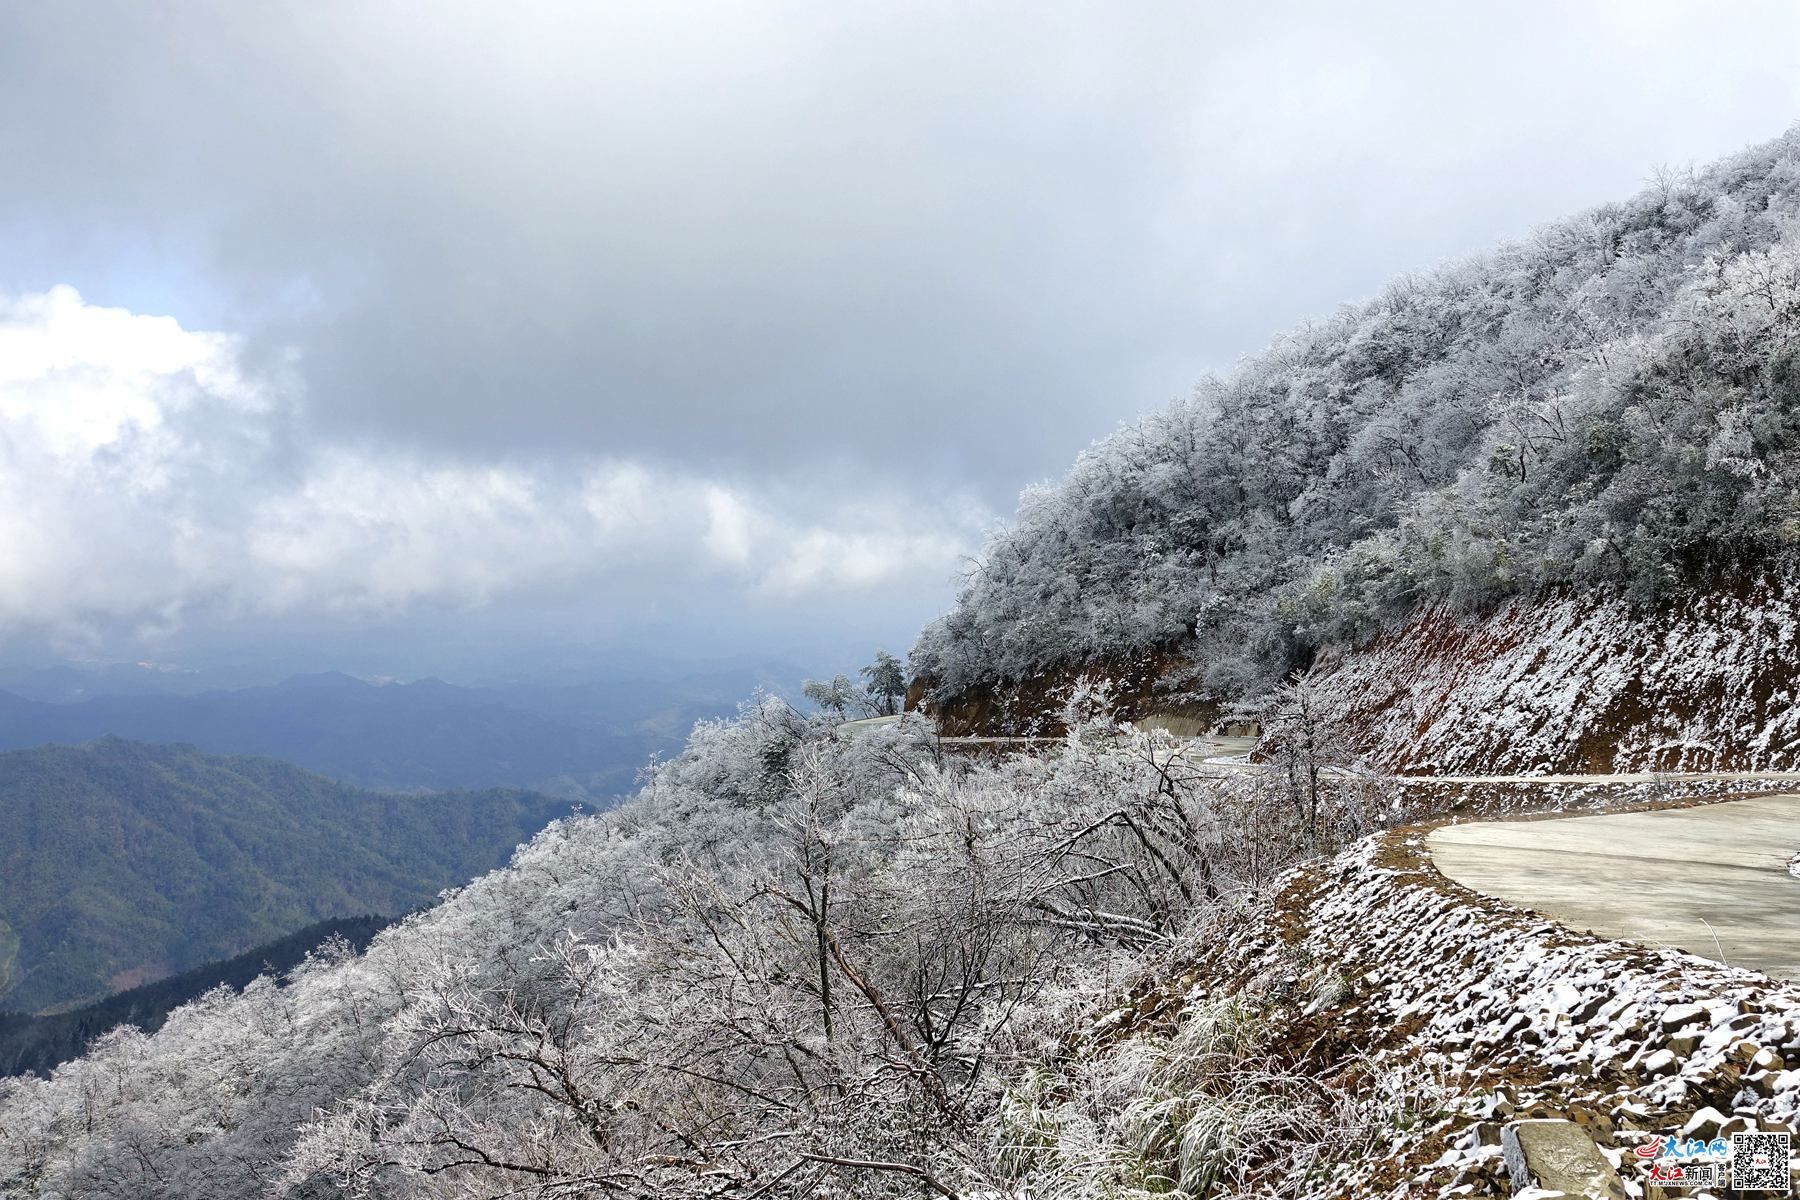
(1087, 800), (1800, 1199)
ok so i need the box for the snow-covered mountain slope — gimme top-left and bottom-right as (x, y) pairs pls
(914, 127), (1800, 725)
(1309, 568), (1800, 774)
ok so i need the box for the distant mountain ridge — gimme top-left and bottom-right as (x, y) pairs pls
(0, 666), (799, 794)
(0, 739), (569, 1012)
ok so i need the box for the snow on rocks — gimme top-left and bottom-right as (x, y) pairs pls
(1306, 568), (1800, 774)
(1178, 825), (1800, 1199)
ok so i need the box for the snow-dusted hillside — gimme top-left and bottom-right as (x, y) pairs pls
(914, 126), (1800, 722)
(1309, 568), (1800, 774)
(4, 687), (1796, 1197)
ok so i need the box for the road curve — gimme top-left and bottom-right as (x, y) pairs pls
(849, 714), (1800, 979)
(1428, 795), (1800, 981)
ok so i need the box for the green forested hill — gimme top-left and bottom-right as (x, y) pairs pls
(0, 915), (391, 1076)
(0, 739), (568, 1012)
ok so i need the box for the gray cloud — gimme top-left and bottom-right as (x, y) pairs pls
(0, 286), (987, 665)
(0, 2), (1797, 668)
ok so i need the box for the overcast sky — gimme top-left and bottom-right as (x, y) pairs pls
(2, 1), (1798, 679)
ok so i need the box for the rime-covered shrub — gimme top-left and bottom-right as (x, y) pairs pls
(0, 698), (1382, 1200)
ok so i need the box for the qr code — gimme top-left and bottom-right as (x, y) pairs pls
(1733, 1131), (1792, 1193)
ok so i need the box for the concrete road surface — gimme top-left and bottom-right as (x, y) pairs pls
(1429, 796), (1800, 981)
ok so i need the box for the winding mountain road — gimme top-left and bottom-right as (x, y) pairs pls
(1429, 796), (1800, 981)
(851, 714), (1800, 979)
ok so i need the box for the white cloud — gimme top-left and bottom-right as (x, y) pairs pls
(759, 524), (972, 598)
(701, 486), (757, 569)
(0, 288), (988, 649)
(245, 454), (578, 616)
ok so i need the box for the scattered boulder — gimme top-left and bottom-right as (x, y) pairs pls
(1502, 1120), (1627, 1200)
(1661, 1003), (1705, 1032)
(1679, 1106), (1727, 1140)
(1667, 1025), (1704, 1057)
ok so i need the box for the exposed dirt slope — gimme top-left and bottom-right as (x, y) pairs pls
(1310, 570), (1800, 774)
(910, 649), (1214, 737)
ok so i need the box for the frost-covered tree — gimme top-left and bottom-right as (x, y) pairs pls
(802, 673), (867, 718)
(859, 650), (907, 716)
(1260, 668), (1374, 855)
